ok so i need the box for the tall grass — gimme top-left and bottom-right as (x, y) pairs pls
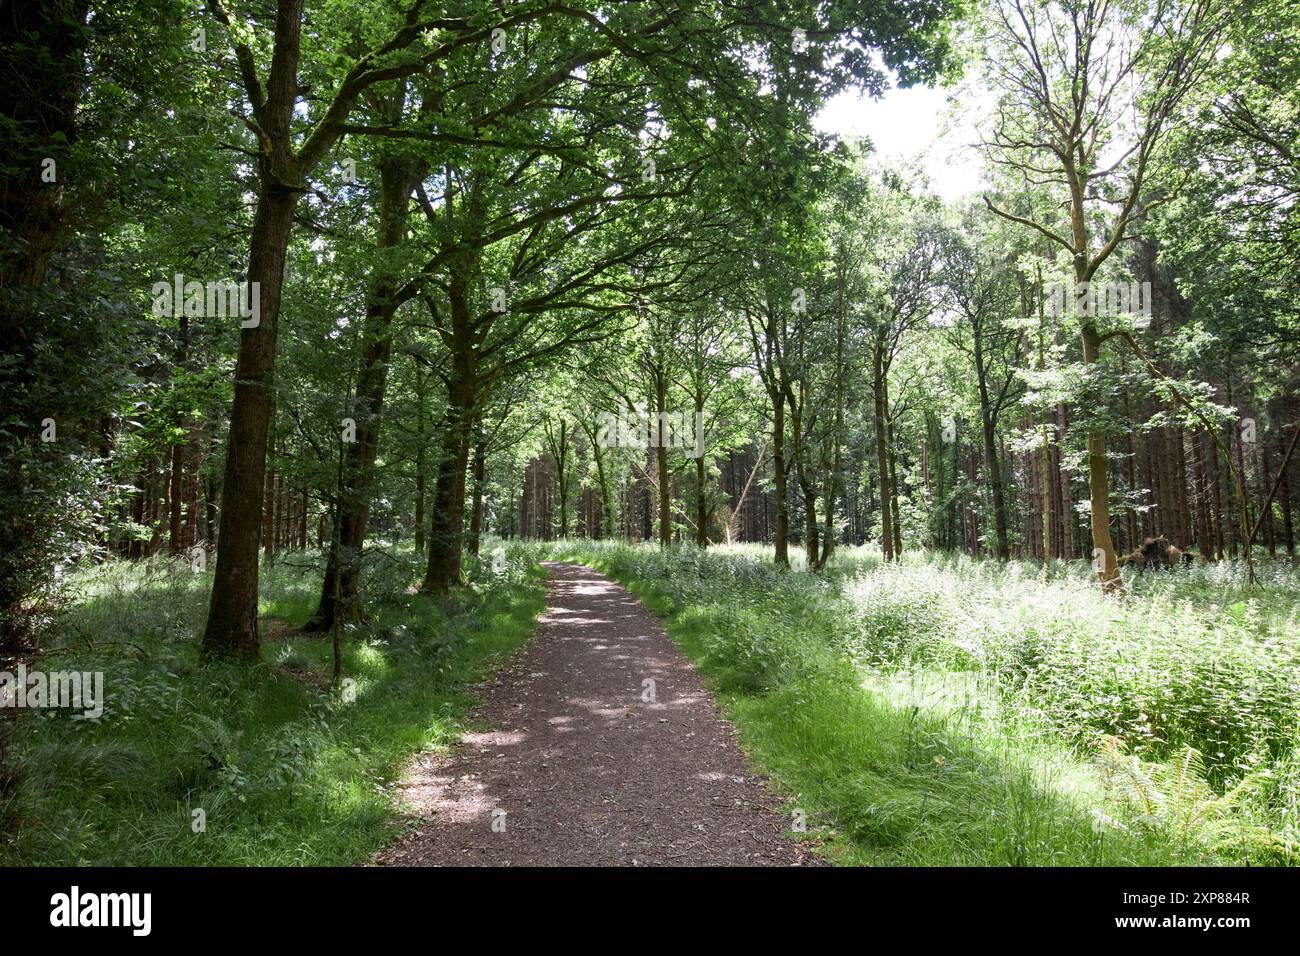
(1, 540), (547, 866)
(8, 536), (1293, 866)
(843, 553), (1299, 780)
(557, 539), (1299, 865)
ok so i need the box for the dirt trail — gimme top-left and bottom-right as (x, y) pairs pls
(374, 561), (819, 866)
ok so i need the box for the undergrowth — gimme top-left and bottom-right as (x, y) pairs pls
(0, 540), (546, 865)
(556, 540), (1299, 866)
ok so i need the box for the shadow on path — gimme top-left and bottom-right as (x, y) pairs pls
(373, 561), (819, 866)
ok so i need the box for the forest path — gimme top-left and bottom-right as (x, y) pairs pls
(373, 561), (819, 866)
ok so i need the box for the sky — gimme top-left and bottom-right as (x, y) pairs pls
(814, 81), (989, 202)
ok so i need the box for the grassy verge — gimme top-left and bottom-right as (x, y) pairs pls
(555, 540), (1298, 866)
(0, 541), (546, 865)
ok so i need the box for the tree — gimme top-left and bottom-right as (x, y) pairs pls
(980, 0), (1226, 590)
(304, 88), (427, 631)
(200, 0), (469, 657)
(939, 212), (1025, 560)
(862, 175), (942, 560)
(0, 0), (203, 654)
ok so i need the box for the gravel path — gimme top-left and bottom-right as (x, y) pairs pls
(374, 561), (820, 866)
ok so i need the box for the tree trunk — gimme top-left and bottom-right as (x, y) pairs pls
(587, 430), (612, 539)
(468, 436), (486, 556)
(1194, 430), (1213, 557)
(1056, 404), (1074, 560)
(203, 0), (370, 656)
(695, 452), (708, 547)
(821, 266), (847, 566)
(306, 155), (418, 631)
(168, 443), (185, 557)
(654, 376), (671, 546)
(1279, 429), (1295, 557)
(1261, 438), (1277, 556)
(1122, 383), (1139, 553)
(201, 182), (299, 658)
(788, 397), (819, 567)
(1079, 323), (1121, 591)
(872, 346), (894, 561)
(263, 468), (276, 563)
(1210, 425), (1226, 560)
(421, 275), (477, 593)
(1175, 428), (1191, 547)
(771, 390), (790, 566)
(414, 369), (427, 554)
(975, 334), (1010, 561)
(887, 410), (902, 558)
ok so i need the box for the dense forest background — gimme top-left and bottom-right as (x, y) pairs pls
(5, 0), (1296, 658)
(1, 0), (1297, 866)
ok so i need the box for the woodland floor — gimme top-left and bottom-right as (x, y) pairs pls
(373, 561), (819, 866)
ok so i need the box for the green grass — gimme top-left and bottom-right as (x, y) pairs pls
(9, 535), (1294, 866)
(555, 540), (1300, 866)
(841, 552), (1300, 785)
(1, 540), (547, 865)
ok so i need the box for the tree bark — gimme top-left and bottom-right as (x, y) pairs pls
(414, 366), (427, 554)
(468, 435), (486, 555)
(695, 452), (708, 547)
(887, 402), (902, 558)
(421, 275), (477, 592)
(306, 155), (418, 631)
(1279, 430), (1295, 557)
(1261, 437), (1276, 555)
(169, 443), (185, 557)
(1080, 322), (1122, 590)
(787, 394), (819, 567)
(770, 390), (790, 566)
(1195, 429), (1213, 557)
(263, 467), (277, 563)
(201, 183), (299, 656)
(975, 331), (1010, 561)
(581, 419), (613, 540)
(1056, 404), (1074, 561)
(872, 344), (894, 561)
(203, 0), (420, 654)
